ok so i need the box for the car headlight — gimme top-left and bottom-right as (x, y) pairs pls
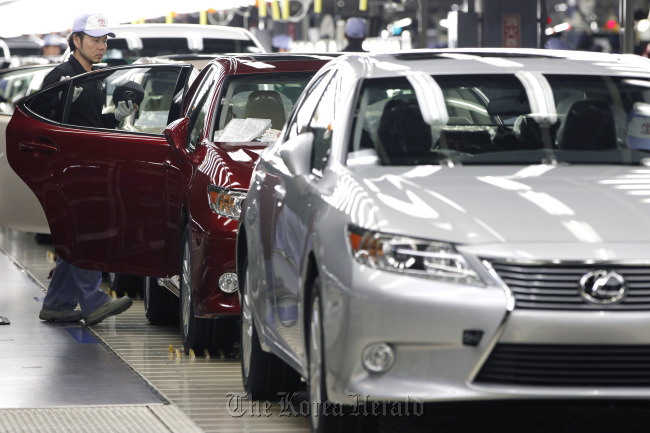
(208, 185), (246, 220)
(347, 225), (484, 286)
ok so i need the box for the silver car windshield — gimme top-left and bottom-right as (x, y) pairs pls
(350, 74), (650, 166)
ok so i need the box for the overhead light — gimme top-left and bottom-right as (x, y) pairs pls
(392, 17), (412, 28)
(545, 22), (571, 36)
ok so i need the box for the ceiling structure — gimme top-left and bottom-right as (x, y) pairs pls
(0, 0), (643, 49)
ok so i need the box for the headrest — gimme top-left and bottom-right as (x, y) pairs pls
(244, 90), (286, 130)
(378, 95), (432, 158)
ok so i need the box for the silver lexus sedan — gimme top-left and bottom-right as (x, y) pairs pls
(236, 49), (650, 432)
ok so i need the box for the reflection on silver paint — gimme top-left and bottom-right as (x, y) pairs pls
(376, 190), (440, 219)
(401, 165), (442, 178)
(478, 176), (532, 191)
(561, 220), (602, 243)
(476, 172), (609, 242)
(324, 167), (379, 228)
(600, 169), (650, 204)
(518, 191), (575, 216)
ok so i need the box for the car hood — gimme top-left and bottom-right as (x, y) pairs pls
(202, 142), (266, 189)
(344, 164), (650, 245)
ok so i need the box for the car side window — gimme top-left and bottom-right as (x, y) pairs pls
(187, 68), (217, 151)
(26, 66), (185, 134)
(285, 71), (332, 141)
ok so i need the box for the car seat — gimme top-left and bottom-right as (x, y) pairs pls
(377, 94), (432, 162)
(513, 114), (560, 150)
(558, 99), (617, 150)
(244, 90), (286, 130)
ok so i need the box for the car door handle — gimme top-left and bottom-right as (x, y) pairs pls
(274, 184), (286, 201)
(18, 140), (59, 153)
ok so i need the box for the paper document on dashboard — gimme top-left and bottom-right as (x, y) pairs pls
(217, 118), (272, 142)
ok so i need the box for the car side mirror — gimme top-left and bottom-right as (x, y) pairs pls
(164, 117), (190, 153)
(280, 132), (314, 177)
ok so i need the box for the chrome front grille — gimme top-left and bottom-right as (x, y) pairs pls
(475, 344), (650, 387)
(487, 261), (650, 310)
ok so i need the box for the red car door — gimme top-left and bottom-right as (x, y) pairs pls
(6, 64), (193, 277)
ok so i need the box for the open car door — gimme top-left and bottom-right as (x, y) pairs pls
(6, 63), (193, 277)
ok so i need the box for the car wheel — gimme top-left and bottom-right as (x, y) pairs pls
(179, 224), (223, 355)
(110, 273), (144, 298)
(144, 276), (179, 326)
(308, 278), (376, 433)
(34, 233), (52, 244)
(179, 224), (205, 353)
(241, 255), (301, 400)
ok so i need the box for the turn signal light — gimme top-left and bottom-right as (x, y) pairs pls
(208, 185), (246, 220)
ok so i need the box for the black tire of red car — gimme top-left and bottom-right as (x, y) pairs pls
(34, 233), (52, 244)
(308, 277), (377, 433)
(240, 255), (302, 401)
(144, 276), (179, 326)
(179, 223), (220, 355)
(110, 272), (145, 299)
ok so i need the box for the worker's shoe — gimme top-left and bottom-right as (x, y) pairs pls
(39, 308), (82, 322)
(83, 297), (132, 326)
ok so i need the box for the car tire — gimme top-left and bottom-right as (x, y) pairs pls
(144, 276), (179, 326)
(308, 277), (377, 433)
(179, 224), (220, 355)
(110, 272), (144, 298)
(34, 233), (52, 244)
(241, 255), (301, 401)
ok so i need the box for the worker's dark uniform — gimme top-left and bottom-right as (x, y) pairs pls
(341, 40), (368, 52)
(40, 55), (118, 128)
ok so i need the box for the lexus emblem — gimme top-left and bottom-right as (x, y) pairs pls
(123, 90), (137, 101)
(579, 270), (628, 305)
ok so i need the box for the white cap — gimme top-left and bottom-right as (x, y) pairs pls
(345, 17), (366, 39)
(72, 13), (115, 38)
(272, 34), (291, 50)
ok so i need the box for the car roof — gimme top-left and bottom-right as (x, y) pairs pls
(331, 48), (650, 80)
(0, 62), (56, 76)
(207, 53), (339, 73)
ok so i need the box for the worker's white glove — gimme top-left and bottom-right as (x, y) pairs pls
(60, 76), (83, 102)
(115, 100), (138, 122)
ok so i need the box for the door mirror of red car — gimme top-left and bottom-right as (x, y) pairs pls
(164, 117), (190, 153)
(280, 132), (314, 177)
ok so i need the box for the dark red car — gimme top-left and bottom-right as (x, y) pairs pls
(7, 53), (335, 354)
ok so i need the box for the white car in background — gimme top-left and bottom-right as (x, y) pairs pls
(0, 64), (56, 238)
(98, 23), (265, 66)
